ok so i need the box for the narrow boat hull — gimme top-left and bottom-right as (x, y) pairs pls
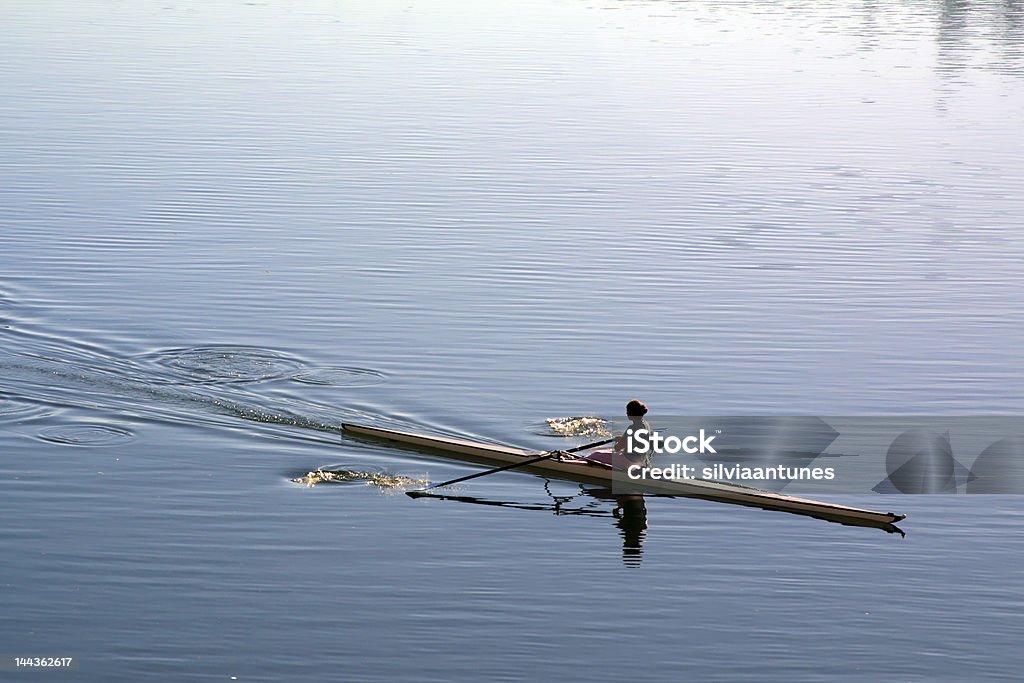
(342, 423), (906, 527)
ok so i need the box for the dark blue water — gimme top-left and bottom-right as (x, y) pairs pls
(3, 1), (1024, 680)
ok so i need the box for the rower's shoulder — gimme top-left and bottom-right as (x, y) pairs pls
(622, 419), (651, 434)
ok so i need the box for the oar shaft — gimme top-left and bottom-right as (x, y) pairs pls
(409, 436), (614, 494)
(419, 452), (557, 491)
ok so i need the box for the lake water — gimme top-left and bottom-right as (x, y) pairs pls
(2, 1), (1024, 681)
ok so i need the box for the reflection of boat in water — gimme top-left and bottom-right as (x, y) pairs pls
(410, 485), (650, 565)
(343, 424), (906, 531)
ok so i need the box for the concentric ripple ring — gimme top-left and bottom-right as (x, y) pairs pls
(140, 345), (306, 385)
(37, 423), (135, 447)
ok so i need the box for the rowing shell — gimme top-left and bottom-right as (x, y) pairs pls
(342, 423), (906, 528)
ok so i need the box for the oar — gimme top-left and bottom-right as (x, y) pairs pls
(406, 437), (615, 497)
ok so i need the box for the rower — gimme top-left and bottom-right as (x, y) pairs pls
(586, 399), (652, 470)
(616, 399), (652, 467)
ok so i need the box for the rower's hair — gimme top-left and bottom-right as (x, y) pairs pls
(626, 400), (648, 417)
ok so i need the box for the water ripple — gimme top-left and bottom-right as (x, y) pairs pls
(0, 397), (53, 422)
(36, 423), (135, 447)
(139, 346), (306, 385)
(291, 367), (386, 387)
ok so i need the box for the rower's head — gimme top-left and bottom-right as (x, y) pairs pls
(626, 400), (648, 419)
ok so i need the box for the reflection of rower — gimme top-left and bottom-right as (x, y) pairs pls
(616, 496), (648, 567)
(585, 487), (649, 566)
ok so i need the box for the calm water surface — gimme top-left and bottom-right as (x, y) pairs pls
(2, 1), (1024, 681)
